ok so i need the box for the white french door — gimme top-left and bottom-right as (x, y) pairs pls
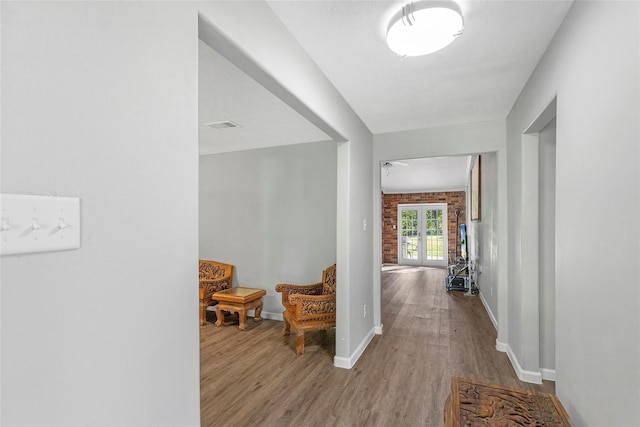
(398, 204), (448, 267)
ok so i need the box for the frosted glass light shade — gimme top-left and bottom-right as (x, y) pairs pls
(386, 0), (464, 57)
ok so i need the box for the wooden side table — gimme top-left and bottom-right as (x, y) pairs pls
(212, 287), (266, 330)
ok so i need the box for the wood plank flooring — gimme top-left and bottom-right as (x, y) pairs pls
(200, 266), (554, 426)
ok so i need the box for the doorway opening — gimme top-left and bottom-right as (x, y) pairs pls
(379, 156), (469, 269)
(520, 96), (557, 382)
(376, 152), (500, 338)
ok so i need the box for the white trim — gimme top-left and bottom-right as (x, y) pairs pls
(382, 186), (467, 194)
(524, 95), (557, 134)
(495, 339), (509, 353)
(333, 327), (376, 369)
(208, 306), (284, 322)
(504, 343), (543, 384)
(333, 356), (352, 369)
(479, 291), (498, 330)
(261, 311), (283, 321)
(374, 324), (383, 335)
(497, 339), (546, 384)
(540, 368), (556, 382)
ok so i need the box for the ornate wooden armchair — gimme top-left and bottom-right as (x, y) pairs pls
(275, 264), (336, 355)
(199, 260), (233, 325)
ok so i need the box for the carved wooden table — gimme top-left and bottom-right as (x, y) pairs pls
(445, 377), (571, 426)
(212, 287), (266, 331)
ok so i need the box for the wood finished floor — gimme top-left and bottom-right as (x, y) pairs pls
(200, 266), (554, 426)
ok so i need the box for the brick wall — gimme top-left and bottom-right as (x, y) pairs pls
(381, 191), (466, 264)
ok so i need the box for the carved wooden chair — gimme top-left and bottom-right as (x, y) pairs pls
(199, 260), (233, 325)
(275, 264), (336, 355)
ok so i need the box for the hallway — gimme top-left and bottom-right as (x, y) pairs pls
(200, 266), (554, 426)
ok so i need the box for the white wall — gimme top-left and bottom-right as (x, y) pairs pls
(0, 2), (373, 423)
(1, 2), (199, 425)
(539, 119), (556, 374)
(199, 142), (337, 317)
(373, 120), (507, 342)
(506, 1), (639, 424)
(468, 152), (500, 327)
(197, 2), (374, 367)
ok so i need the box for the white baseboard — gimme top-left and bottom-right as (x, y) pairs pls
(540, 368), (556, 381)
(479, 291), (498, 330)
(374, 324), (383, 335)
(497, 337), (554, 383)
(208, 306), (283, 322)
(478, 296), (549, 385)
(334, 327), (376, 369)
(261, 311), (283, 321)
(504, 344), (543, 384)
(333, 356), (352, 369)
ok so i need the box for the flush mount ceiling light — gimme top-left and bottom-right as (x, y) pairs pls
(386, 0), (464, 57)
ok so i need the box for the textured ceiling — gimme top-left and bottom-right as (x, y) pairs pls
(199, 0), (572, 191)
(381, 156), (471, 193)
(268, 0), (573, 134)
(198, 40), (330, 156)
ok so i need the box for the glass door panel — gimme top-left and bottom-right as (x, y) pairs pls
(400, 208), (419, 264)
(424, 208), (444, 261)
(398, 204), (447, 267)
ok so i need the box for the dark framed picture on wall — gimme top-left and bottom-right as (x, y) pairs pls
(471, 155), (481, 221)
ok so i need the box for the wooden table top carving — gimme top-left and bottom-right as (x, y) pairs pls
(213, 287), (266, 302)
(446, 377), (571, 426)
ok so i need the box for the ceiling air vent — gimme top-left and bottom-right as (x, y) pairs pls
(204, 120), (241, 129)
